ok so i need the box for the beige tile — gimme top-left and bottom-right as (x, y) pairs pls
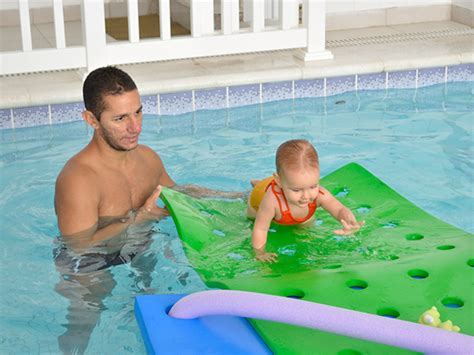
(327, 9), (386, 31)
(0, 9), (20, 27)
(451, 5), (474, 27)
(386, 4), (451, 26)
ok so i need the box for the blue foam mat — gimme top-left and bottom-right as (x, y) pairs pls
(135, 294), (271, 354)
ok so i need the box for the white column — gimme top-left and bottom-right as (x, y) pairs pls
(127, 0), (140, 43)
(159, 0), (171, 40)
(82, 0), (107, 71)
(295, 0), (333, 61)
(280, 0), (299, 30)
(190, 0), (201, 37)
(53, 0), (66, 49)
(18, 0), (32, 51)
(221, 0), (239, 35)
(252, 0), (265, 32)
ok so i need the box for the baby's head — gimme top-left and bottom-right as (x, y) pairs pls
(275, 139), (319, 177)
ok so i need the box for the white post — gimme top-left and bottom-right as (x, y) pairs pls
(82, 0), (107, 72)
(252, 0), (265, 32)
(190, 0), (201, 37)
(295, 0), (333, 61)
(53, 0), (66, 49)
(201, 0), (214, 35)
(127, 0), (140, 43)
(280, 0), (299, 30)
(221, 0), (239, 35)
(18, 0), (32, 52)
(159, 0), (171, 40)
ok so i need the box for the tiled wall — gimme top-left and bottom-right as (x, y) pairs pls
(1, 63), (472, 130)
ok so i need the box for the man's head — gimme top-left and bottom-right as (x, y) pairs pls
(83, 66), (143, 152)
(83, 66), (137, 120)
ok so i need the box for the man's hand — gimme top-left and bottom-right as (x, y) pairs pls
(135, 185), (169, 224)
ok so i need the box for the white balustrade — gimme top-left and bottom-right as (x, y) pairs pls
(0, 0), (333, 76)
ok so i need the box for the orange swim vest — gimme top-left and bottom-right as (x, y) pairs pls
(249, 177), (322, 225)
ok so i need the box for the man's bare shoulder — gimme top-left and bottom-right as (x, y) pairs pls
(136, 144), (161, 160)
(56, 152), (98, 190)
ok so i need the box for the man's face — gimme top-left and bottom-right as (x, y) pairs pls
(96, 89), (143, 152)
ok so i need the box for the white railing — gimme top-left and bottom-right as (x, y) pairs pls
(0, 0), (333, 76)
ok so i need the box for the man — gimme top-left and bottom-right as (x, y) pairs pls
(55, 66), (239, 251)
(53, 66), (239, 353)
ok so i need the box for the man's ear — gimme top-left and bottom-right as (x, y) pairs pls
(273, 172), (282, 187)
(82, 110), (99, 130)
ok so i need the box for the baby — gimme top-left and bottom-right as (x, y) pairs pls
(247, 139), (364, 262)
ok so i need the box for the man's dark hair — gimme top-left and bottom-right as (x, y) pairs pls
(83, 66), (137, 120)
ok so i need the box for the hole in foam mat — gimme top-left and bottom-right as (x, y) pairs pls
(408, 269), (429, 279)
(437, 245), (455, 251)
(382, 221), (398, 228)
(334, 187), (350, 197)
(405, 233), (424, 241)
(282, 288), (305, 299)
(337, 349), (362, 355)
(388, 255), (399, 260)
(442, 297), (464, 308)
(346, 279), (368, 290)
(468, 259), (474, 267)
(322, 264), (342, 269)
(356, 205), (371, 214)
(212, 229), (226, 237)
(376, 307), (400, 318)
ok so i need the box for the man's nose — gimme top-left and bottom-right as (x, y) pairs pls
(128, 117), (142, 133)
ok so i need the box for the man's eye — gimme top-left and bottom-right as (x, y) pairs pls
(115, 116), (125, 121)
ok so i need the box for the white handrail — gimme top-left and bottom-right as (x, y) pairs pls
(0, 0), (333, 76)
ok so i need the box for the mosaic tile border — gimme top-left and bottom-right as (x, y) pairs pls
(1, 63), (472, 130)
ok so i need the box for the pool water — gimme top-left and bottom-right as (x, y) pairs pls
(0, 81), (472, 354)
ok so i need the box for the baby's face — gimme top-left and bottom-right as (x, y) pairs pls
(279, 168), (320, 207)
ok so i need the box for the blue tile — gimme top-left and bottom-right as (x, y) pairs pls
(358, 73), (386, 91)
(294, 79), (324, 98)
(195, 109), (227, 132)
(387, 70), (417, 89)
(12, 105), (49, 128)
(415, 83), (445, 112)
(0, 109), (12, 130)
(326, 75), (356, 96)
(159, 112), (194, 136)
(51, 102), (83, 125)
(141, 94), (158, 115)
(418, 67), (445, 87)
(195, 87), (227, 111)
(228, 84), (260, 107)
(228, 104), (262, 132)
(447, 63), (473, 82)
(262, 81), (293, 102)
(160, 91), (193, 115)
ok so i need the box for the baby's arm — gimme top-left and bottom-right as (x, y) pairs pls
(318, 187), (365, 235)
(251, 191), (278, 262)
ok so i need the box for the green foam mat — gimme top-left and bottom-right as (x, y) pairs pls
(160, 163), (473, 354)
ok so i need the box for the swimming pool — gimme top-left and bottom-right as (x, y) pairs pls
(0, 81), (472, 354)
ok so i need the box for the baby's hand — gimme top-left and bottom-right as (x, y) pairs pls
(334, 219), (365, 235)
(255, 251), (278, 263)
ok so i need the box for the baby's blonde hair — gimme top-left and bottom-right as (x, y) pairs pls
(275, 139), (319, 175)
